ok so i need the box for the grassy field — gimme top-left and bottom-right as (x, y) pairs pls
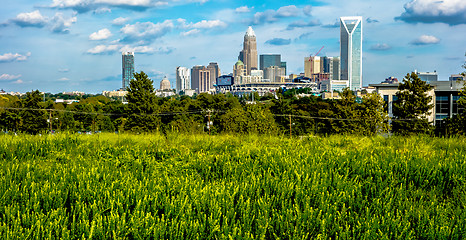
(0, 133), (465, 239)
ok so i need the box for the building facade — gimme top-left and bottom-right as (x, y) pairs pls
(191, 66), (211, 94)
(176, 66), (190, 94)
(304, 56), (321, 78)
(239, 26), (258, 75)
(260, 54), (281, 70)
(340, 16), (362, 91)
(233, 60), (247, 81)
(122, 52), (135, 90)
(207, 62), (221, 89)
(330, 57), (340, 80)
(264, 66), (286, 83)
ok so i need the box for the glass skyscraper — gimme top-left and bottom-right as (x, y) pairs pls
(260, 54), (281, 70)
(122, 52), (134, 90)
(340, 16), (362, 91)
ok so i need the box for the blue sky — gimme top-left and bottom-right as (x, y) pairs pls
(0, 0), (465, 93)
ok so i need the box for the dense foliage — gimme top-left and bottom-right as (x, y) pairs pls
(0, 133), (465, 238)
(1, 71), (465, 136)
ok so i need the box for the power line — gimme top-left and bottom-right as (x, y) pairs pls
(0, 106), (427, 122)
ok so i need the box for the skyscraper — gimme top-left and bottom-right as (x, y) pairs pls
(176, 66), (190, 93)
(304, 56), (321, 78)
(340, 16), (362, 90)
(207, 62), (221, 89)
(191, 66), (211, 94)
(239, 26), (258, 75)
(122, 52), (134, 90)
(330, 57), (340, 80)
(260, 54), (281, 70)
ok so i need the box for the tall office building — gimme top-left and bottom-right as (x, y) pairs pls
(260, 54), (281, 70)
(239, 26), (258, 75)
(176, 66), (190, 94)
(304, 56), (321, 78)
(340, 16), (363, 90)
(191, 66), (211, 94)
(330, 57), (340, 80)
(207, 62), (221, 89)
(122, 52), (134, 89)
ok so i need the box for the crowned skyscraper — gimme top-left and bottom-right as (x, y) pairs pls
(122, 52), (134, 90)
(340, 16), (362, 90)
(238, 26), (258, 75)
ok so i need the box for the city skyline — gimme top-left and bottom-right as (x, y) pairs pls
(0, 0), (465, 93)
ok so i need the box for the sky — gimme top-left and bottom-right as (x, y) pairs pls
(0, 0), (465, 93)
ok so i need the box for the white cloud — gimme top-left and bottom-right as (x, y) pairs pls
(181, 29), (200, 36)
(112, 17), (129, 25)
(120, 45), (154, 53)
(397, 0), (466, 25)
(13, 79), (24, 84)
(93, 7), (112, 14)
(190, 20), (227, 29)
(0, 52), (31, 62)
(121, 20), (174, 42)
(50, 0), (205, 12)
(411, 35), (440, 45)
(89, 28), (112, 40)
(303, 5), (312, 16)
(0, 74), (22, 81)
(178, 19), (227, 29)
(235, 6), (252, 13)
(58, 77), (70, 81)
(370, 43), (392, 51)
(11, 10), (48, 27)
(50, 12), (77, 33)
(7, 10), (76, 33)
(252, 5), (301, 24)
(87, 44), (120, 54)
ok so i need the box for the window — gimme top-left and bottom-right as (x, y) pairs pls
(435, 95), (449, 114)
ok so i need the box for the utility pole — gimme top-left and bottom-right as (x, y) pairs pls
(289, 114), (292, 138)
(49, 110), (52, 133)
(207, 110), (211, 135)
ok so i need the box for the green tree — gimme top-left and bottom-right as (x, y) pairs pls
(125, 71), (160, 132)
(392, 72), (433, 135)
(19, 90), (48, 134)
(359, 92), (390, 135)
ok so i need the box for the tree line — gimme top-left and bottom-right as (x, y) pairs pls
(0, 71), (465, 136)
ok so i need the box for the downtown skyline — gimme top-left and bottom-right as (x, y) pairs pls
(0, 0), (465, 93)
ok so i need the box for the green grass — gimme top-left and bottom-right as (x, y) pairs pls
(0, 133), (465, 239)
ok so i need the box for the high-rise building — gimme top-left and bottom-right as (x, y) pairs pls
(304, 56), (321, 78)
(260, 54), (281, 70)
(330, 57), (340, 80)
(321, 57), (331, 74)
(122, 52), (134, 90)
(238, 26), (258, 75)
(176, 66), (190, 94)
(207, 62), (221, 89)
(340, 16), (363, 90)
(191, 66), (211, 94)
(280, 62), (287, 75)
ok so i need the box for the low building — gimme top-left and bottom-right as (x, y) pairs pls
(369, 80), (463, 125)
(103, 90), (127, 98)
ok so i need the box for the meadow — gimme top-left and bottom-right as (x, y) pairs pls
(0, 133), (465, 239)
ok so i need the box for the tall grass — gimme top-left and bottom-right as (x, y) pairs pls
(0, 133), (465, 239)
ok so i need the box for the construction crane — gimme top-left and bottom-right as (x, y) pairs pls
(308, 46), (324, 61)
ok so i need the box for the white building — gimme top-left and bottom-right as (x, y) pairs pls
(176, 66), (190, 94)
